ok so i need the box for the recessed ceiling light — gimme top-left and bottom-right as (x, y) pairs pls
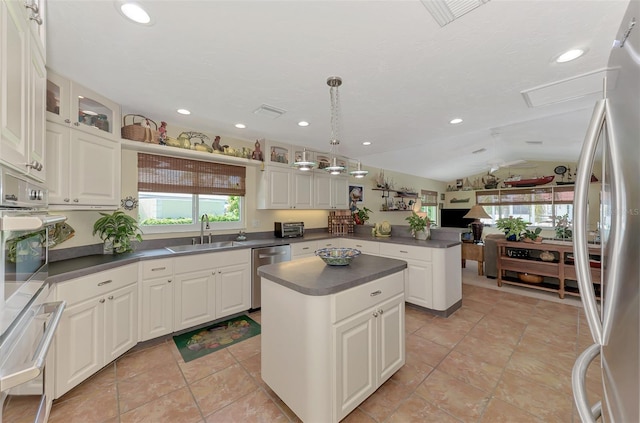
(235, 123), (246, 129)
(555, 49), (585, 63)
(362, 141), (372, 146)
(449, 118), (463, 124)
(177, 109), (191, 115)
(298, 121), (309, 127)
(119, 2), (151, 24)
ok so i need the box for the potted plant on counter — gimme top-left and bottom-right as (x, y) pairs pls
(353, 206), (372, 225)
(495, 216), (529, 241)
(406, 212), (431, 240)
(93, 210), (143, 254)
(523, 227), (543, 243)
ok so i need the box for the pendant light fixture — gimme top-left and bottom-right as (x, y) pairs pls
(349, 161), (369, 178)
(292, 148), (316, 171)
(325, 76), (346, 175)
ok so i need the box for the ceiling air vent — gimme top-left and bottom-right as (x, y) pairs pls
(253, 104), (287, 119)
(420, 0), (490, 27)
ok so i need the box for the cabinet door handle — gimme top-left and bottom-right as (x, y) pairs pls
(378, 309), (384, 315)
(108, 295), (114, 300)
(151, 267), (166, 271)
(64, 119), (71, 123)
(372, 312), (379, 317)
(73, 199), (79, 202)
(167, 279), (172, 283)
(73, 122), (80, 126)
(25, 1), (39, 14)
(64, 198), (70, 202)
(97, 279), (112, 286)
(29, 14), (42, 25)
(302, 247), (310, 250)
(355, 244), (362, 247)
(99, 298), (105, 303)
(370, 290), (382, 297)
(399, 250), (409, 254)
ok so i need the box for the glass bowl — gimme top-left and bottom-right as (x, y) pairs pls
(315, 247), (361, 266)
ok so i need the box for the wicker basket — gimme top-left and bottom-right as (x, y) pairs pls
(121, 114), (159, 143)
(518, 273), (543, 283)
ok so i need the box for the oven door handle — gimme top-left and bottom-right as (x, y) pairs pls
(0, 214), (67, 231)
(0, 301), (66, 392)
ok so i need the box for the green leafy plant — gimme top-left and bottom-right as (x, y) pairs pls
(495, 217), (530, 241)
(405, 212), (431, 236)
(93, 211), (143, 253)
(354, 207), (372, 224)
(523, 227), (543, 242)
(555, 214), (573, 239)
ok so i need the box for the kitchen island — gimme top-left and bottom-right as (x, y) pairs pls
(258, 254), (407, 423)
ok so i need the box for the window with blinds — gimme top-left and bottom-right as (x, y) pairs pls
(476, 186), (574, 228)
(420, 190), (439, 224)
(138, 153), (246, 196)
(137, 153), (245, 233)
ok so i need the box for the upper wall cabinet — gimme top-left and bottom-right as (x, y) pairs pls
(46, 69), (121, 140)
(0, 0), (47, 181)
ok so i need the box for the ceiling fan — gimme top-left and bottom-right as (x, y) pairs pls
(486, 159), (528, 174)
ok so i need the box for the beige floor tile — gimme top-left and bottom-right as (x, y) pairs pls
(119, 387), (203, 423)
(454, 334), (515, 368)
(437, 350), (504, 392)
(390, 357), (434, 390)
(53, 363), (116, 403)
(116, 342), (176, 379)
(204, 389), (287, 422)
(342, 407), (377, 423)
(415, 369), (490, 422)
(480, 397), (546, 423)
(461, 297), (495, 314)
(405, 333), (451, 367)
(414, 317), (475, 348)
(405, 313), (428, 334)
(226, 334), (261, 361)
(506, 350), (573, 394)
(178, 348), (237, 384)
(190, 364), (259, 416)
(358, 378), (413, 421)
(49, 383), (118, 423)
(447, 306), (486, 324)
(468, 315), (525, 347)
(387, 393), (463, 422)
(118, 360), (186, 413)
(520, 322), (577, 351)
(494, 371), (573, 423)
(262, 385), (303, 422)
(516, 335), (577, 366)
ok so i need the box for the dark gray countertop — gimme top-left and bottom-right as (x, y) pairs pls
(257, 254), (407, 296)
(47, 232), (459, 283)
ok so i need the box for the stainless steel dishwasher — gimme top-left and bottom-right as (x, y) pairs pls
(251, 245), (291, 309)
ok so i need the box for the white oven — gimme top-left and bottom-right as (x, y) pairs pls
(1, 167), (66, 422)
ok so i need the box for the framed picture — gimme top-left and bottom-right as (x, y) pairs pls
(348, 184), (364, 212)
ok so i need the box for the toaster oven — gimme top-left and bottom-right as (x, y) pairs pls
(274, 222), (304, 238)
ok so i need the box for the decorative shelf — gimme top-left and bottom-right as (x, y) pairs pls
(372, 188), (418, 198)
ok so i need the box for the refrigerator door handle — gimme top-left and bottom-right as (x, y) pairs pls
(572, 343), (603, 423)
(574, 98), (606, 345)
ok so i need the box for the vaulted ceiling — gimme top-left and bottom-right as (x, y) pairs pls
(46, 0), (630, 181)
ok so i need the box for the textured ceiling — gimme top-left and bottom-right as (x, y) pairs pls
(45, 0), (630, 181)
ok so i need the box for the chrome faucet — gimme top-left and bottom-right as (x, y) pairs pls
(200, 214), (210, 244)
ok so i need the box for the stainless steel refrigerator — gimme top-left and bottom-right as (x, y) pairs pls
(572, 1), (639, 422)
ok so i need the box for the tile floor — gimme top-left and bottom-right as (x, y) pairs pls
(49, 264), (603, 422)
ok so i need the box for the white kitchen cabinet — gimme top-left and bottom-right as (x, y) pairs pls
(0, 0), (46, 180)
(256, 167), (313, 209)
(334, 293), (404, 419)
(173, 249), (250, 331)
(339, 238), (380, 255)
(139, 258), (174, 342)
(46, 69), (120, 139)
(291, 240), (318, 259)
(46, 121), (121, 208)
(313, 172), (349, 209)
(379, 243), (434, 309)
(261, 270), (405, 423)
(55, 264), (138, 398)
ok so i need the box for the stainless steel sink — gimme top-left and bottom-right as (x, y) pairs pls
(165, 241), (239, 253)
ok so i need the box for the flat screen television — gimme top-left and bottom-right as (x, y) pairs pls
(440, 208), (475, 228)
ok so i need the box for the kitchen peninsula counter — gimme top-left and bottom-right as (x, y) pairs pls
(257, 254), (407, 295)
(260, 254), (407, 423)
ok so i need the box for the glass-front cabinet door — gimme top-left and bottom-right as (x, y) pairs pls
(46, 70), (120, 139)
(266, 141), (292, 167)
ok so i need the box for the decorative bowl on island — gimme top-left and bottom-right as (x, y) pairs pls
(315, 248), (361, 266)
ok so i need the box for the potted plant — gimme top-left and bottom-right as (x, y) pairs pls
(353, 207), (372, 225)
(523, 227), (543, 243)
(495, 217), (529, 241)
(555, 214), (573, 240)
(405, 212), (431, 240)
(93, 210), (143, 254)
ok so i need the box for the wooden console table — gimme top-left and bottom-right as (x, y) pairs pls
(462, 242), (484, 276)
(496, 240), (601, 299)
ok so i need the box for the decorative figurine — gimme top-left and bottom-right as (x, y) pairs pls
(252, 140), (264, 161)
(212, 135), (225, 152)
(158, 121), (167, 145)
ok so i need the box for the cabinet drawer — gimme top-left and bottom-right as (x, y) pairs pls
(291, 241), (317, 257)
(317, 240), (339, 249)
(57, 263), (138, 305)
(174, 249), (250, 274)
(339, 239), (380, 255)
(141, 259), (173, 279)
(332, 271), (404, 323)
(379, 243), (432, 261)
